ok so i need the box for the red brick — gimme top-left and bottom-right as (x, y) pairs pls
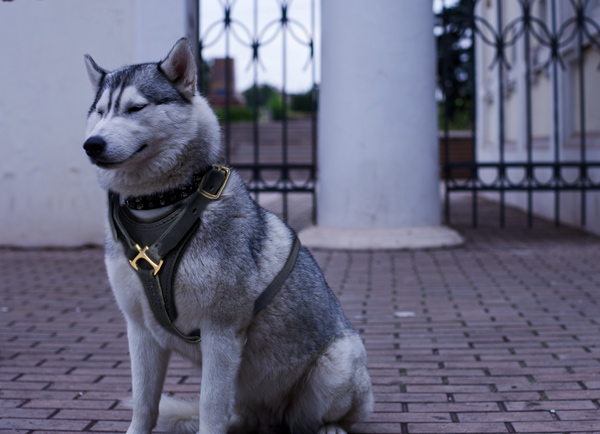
(351, 422), (402, 433)
(407, 422), (509, 433)
(89, 420), (130, 432)
(406, 385), (491, 394)
(369, 412), (452, 423)
(16, 374), (100, 383)
(558, 409), (600, 420)
(408, 402), (500, 412)
(0, 399), (26, 408)
(0, 380), (51, 391)
(545, 390), (600, 400)
(54, 409), (131, 421)
(505, 400), (598, 411)
(452, 391), (541, 402)
(23, 399), (117, 410)
(494, 381), (582, 392)
(374, 393), (447, 403)
(0, 418), (91, 431)
(0, 390), (80, 401)
(512, 421), (600, 432)
(0, 408), (55, 418)
(459, 411), (554, 422)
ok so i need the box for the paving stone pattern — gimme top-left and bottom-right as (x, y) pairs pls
(2, 197), (600, 433)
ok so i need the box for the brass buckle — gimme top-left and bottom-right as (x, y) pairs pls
(199, 165), (230, 200)
(129, 244), (164, 276)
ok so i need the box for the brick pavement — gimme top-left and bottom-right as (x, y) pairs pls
(2, 195), (600, 433)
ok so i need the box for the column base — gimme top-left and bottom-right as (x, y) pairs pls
(298, 226), (463, 250)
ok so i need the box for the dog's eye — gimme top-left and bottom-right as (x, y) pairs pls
(127, 104), (147, 114)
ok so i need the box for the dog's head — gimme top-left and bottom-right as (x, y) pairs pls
(83, 38), (220, 196)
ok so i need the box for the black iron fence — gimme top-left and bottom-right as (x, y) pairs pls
(440, 0), (600, 227)
(192, 0), (317, 222)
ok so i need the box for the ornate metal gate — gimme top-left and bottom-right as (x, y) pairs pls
(440, 0), (600, 227)
(189, 0), (318, 222)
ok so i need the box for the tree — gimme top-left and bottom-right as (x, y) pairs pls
(290, 88), (318, 113)
(242, 84), (279, 110)
(436, 0), (475, 130)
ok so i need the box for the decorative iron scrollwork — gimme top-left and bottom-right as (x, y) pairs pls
(441, 0), (600, 227)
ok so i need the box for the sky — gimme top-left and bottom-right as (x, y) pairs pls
(200, 0), (461, 94)
(432, 0), (459, 14)
(200, 0), (320, 94)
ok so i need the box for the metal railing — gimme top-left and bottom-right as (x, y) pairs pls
(440, 0), (600, 227)
(190, 0), (318, 222)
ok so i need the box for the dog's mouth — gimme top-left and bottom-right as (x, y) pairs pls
(93, 144), (148, 169)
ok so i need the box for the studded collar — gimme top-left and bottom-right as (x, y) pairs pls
(123, 167), (212, 210)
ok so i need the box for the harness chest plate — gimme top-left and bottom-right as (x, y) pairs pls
(108, 166), (300, 343)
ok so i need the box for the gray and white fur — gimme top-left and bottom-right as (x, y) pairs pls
(83, 38), (373, 434)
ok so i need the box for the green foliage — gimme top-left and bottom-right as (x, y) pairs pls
(436, 0), (474, 130)
(239, 84), (317, 121)
(290, 89), (318, 113)
(242, 84), (279, 109)
(214, 106), (255, 123)
(438, 100), (472, 131)
(268, 93), (283, 121)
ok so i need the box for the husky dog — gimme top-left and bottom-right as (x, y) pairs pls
(83, 38), (373, 434)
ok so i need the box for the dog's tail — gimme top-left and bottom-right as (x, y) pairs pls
(122, 395), (199, 434)
(156, 395), (199, 434)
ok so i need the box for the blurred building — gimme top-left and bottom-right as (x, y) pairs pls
(207, 58), (245, 108)
(474, 0), (600, 233)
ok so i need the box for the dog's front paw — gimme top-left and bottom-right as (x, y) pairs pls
(125, 425), (151, 434)
(317, 424), (347, 434)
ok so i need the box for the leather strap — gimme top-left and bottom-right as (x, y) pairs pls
(109, 166), (229, 343)
(108, 165), (300, 344)
(136, 269), (201, 343)
(110, 192), (203, 343)
(253, 236), (301, 316)
(147, 167), (228, 261)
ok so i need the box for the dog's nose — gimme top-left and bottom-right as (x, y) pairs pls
(83, 136), (106, 158)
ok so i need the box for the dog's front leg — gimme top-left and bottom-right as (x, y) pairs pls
(198, 326), (243, 434)
(126, 320), (171, 434)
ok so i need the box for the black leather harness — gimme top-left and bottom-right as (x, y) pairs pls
(108, 165), (300, 343)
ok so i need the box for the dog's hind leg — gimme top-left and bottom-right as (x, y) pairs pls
(288, 333), (373, 434)
(226, 408), (259, 434)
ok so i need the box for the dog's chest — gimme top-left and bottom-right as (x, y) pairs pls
(104, 234), (212, 344)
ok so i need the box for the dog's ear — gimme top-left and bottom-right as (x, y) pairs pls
(159, 38), (197, 99)
(84, 54), (107, 93)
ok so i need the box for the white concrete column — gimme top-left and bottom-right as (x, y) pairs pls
(300, 0), (462, 249)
